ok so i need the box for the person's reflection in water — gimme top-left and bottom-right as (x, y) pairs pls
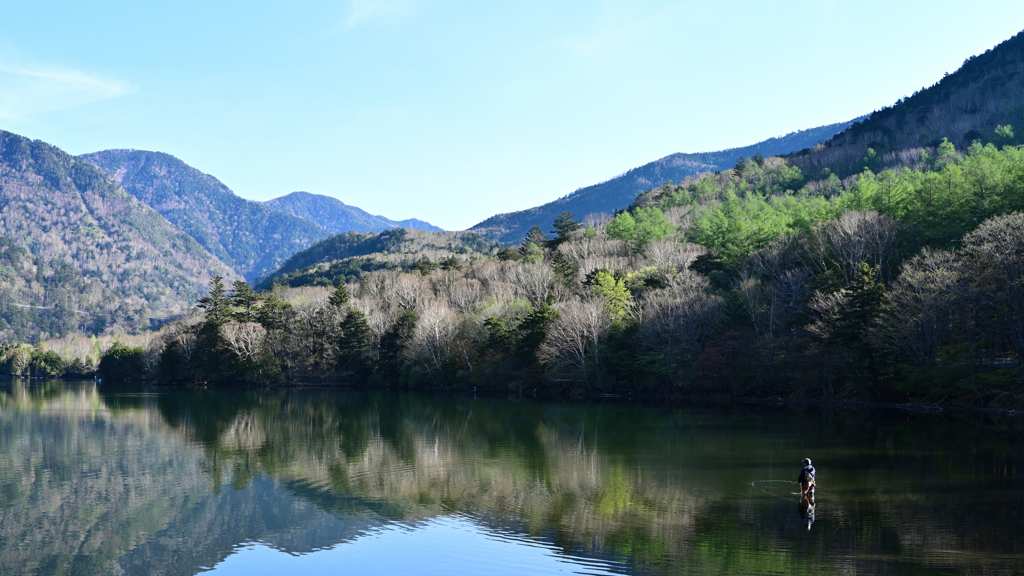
(799, 495), (816, 531)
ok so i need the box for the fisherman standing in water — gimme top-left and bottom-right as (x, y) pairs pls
(797, 458), (815, 496)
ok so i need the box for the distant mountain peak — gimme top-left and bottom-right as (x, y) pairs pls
(469, 118), (859, 244)
(81, 149), (332, 283)
(264, 191), (443, 234)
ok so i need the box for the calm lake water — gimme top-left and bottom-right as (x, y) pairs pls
(0, 380), (1021, 575)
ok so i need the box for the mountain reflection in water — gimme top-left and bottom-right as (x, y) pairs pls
(0, 380), (1021, 575)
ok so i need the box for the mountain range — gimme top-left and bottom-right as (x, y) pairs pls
(790, 29), (1024, 177)
(4, 28), (1024, 339)
(82, 150), (443, 282)
(264, 191), (443, 235)
(468, 119), (861, 244)
(0, 131), (238, 340)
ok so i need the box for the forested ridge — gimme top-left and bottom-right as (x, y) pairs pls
(0, 130), (237, 343)
(7, 30), (1024, 409)
(18, 122), (1023, 409)
(265, 191), (443, 235)
(258, 227), (500, 289)
(82, 149), (334, 282)
(470, 119), (858, 244)
(792, 29), (1024, 177)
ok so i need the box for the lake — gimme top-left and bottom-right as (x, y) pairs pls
(0, 380), (1021, 575)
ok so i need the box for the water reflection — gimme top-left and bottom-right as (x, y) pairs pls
(0, 380), (1022, 575)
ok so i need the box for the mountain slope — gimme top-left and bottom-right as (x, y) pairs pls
(81, 150), (332, 283)
(0, 130), (237, 340)
(265, 191), (443, 234)
(469, 119), (859, 244)
(793, 29), (1024, 176)
(258, 228), (498, 289)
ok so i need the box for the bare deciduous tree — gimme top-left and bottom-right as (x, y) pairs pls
(392, 273), (429, 311)
(960, 212), (1024, 361)
(871, 248), (962, 364)
(640, 281), (723, 353)
(641, 240), (702, 271)
(805, 210), (898, 285)
(746, 233), (812, 339)
(510, 262), (553, 307)
(414, 302), (459, 375)
(806, 290), (850, 341)
(445, 278), (482, 312)
(166, 312), (204, 363)
(220, 322), (268, 362)
(540, 299), (611, 383)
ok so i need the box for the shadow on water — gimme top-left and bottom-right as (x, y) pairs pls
(0, 379), (1021, 575)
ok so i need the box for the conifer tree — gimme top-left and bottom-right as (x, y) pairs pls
(378, 311), (417, 381)
(550, 211), (581, 245)
(338, 308), (372, 379)
(230, 281), (260, 323)
(329, 283), (350, 308)
(521, 226), (548, 249)
(198, 276), (231, 329)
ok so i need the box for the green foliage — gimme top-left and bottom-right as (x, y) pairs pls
(230, 281), (260, 323)
(198, 276), (231, 329)
(515, 303), (558, 366)
(99, 342), (146, 381)
(256, 293), (292, 331)
(328, 283), (351, 308)
(522, 226), (548, 248)
(414, 257), (437, 275)
(552, 251), (578, 286)
(338, 308), (372, 380)
(605, 212), (635, 243)
(31, 348), (66, 377)
(994, 124), (1015, 146)
(484, 317), (517, 355)
(633, 207), (675, 248)
(607, 208), (675, 251)
(378, 311), (417, 383)
(677, 142), (1024, 265)
(591, 270), (631, 322)
(440, 256), (462, 271)
(520, 242), (543, 264)
(550, 211), (581, 244)
(496, 246), (520, 261)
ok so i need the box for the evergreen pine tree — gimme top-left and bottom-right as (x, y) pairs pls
(378, 311), (417, 382)
(198, 276), (231, 329)
(550, 211), (581, 245)
(329, 283), (350, 308)
(230, 281), (260, 323)
(338, 308), (372, 380)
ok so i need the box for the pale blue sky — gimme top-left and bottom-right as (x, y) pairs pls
(2, 1), (1023, 230)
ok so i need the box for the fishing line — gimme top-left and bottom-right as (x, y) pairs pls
(750, 479), (803, 500)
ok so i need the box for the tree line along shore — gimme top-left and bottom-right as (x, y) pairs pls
(5, 132), (1024, 409)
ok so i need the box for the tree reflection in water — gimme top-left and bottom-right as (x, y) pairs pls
(0, 380), (1021, 575)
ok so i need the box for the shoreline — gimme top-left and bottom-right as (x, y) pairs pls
(4, 373), (1021, 416)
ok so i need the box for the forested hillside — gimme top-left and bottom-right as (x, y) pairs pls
(265, 191), (442, 234)
(62, 124), (1024, 409)
(0, 131), (237, 342)
(258, 228), (499, 289)
(82, 150), (332, 282)
(12, 29), (1024, 410)
(470, 119), (859, 244)
(792, 29), (1024, 177)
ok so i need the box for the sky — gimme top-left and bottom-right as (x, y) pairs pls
(2, 2), (1023, 231)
